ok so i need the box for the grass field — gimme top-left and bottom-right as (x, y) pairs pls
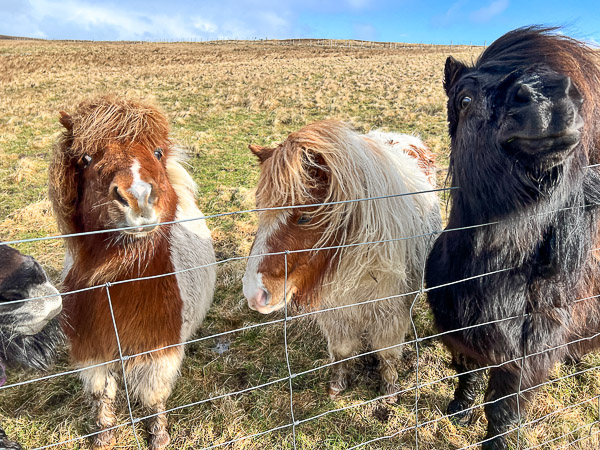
(1, 38), (600, 449)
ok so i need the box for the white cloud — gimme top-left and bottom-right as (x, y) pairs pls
(469, 0), (509, 23)
(192, 19), (218, 34)
(0, 0), (295, 40)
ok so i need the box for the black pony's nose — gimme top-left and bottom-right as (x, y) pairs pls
(514, 82), (536, 104)
(513, 74), (582, 107)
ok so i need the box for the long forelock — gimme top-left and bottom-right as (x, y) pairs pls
(50, 96), (171, 238)
(63, 95), (170, 159)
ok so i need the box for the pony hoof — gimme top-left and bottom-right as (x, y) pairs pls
(148, 430), (171, 449)
(328, 370), (350, 399)
(0, 429), (22, 450)
(328, 383), (345, 399)
(92, 430), (116, 450)
(380, 382), (399, 404)
(481, 435), (508, 450)
(381, 384), (400, 405)
(447, 399), (473, 426)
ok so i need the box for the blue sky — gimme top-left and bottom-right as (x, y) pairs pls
(0, 0), (598, 45)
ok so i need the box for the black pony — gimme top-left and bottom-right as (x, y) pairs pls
(0, 245), (64, 450)
(426, 27), (600, 449)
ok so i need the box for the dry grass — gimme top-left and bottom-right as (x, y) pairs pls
(1, 39), (599, 449)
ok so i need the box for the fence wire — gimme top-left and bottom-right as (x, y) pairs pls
(2, 172), (600, 449)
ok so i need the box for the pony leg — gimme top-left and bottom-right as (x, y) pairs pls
(127, 349), (183, 449)
(447, 352), (484, 425)
(368, 316), (408, 403)
(146, 403), (169, 450)
(482, 365), (542, 450)
(376, 351), (400, 403)
(319, 314), (362, 399)
(80, 364), (118, 450)
(327, 344), (359, 399)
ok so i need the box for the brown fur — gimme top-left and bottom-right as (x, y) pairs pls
(404, 143), (436, 186)
(49, 96), (190, 449)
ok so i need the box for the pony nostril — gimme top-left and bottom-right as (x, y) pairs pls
(256, 288), (269, 306)
(148, 182), (158, 205)
(111, 186), (129, 207)
(514, 83), (534, 104)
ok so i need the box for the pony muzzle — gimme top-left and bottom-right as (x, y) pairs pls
(110, 182), (161, 236)
(247, 288), (271, 312)
(7, 283), (63, 336)
(246, 287), (297, 314)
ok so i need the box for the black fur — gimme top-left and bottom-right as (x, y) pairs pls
(426, 27), (600, 449)
(0, 318), (63, 371)
(0, 245), (64, 450)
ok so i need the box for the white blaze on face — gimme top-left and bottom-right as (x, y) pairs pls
(242, 211), (287, 313)
(121, 158), (158, 231)
(128, 159), (153, 206)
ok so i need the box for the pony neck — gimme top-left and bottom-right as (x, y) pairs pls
(70, 226), (172, 286)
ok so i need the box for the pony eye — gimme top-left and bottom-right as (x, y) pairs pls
(460, 96), (472, 109)
(297, 214), (311, 225)
(154, 148), (164, 160)
(81, 154), (92, 168)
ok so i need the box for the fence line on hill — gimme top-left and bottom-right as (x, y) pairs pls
(9, 36), (485, 51)
(1, 168), (599, 449)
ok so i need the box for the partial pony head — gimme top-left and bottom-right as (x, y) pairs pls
(444, 26), (600, 218)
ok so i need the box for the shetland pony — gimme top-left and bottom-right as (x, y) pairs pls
(425, 27), (600, 449)
(49, 97), (216, 449)
(243, 120), (441, 398)
(0, 245), (63, 450)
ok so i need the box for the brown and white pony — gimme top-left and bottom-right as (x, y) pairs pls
(49, 97), (216, 449)
(243, 120), (441, 399)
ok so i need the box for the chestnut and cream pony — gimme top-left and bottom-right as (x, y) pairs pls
(243, 120), (441, 399)
(49, 97), (216, 449)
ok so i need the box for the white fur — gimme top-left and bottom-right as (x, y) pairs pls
(166, 148), (216, 343)
(315, 130), (441, 357)
(74, 147), (216, 441)
(242, 211), (287, 306)
(2, 282), (62, 335)
(128, 159), (152, 203)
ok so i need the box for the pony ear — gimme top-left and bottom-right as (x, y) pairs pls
(444, 56), (468, 95)
(59, 111), (73, 131)
(249, 144), (275, 162)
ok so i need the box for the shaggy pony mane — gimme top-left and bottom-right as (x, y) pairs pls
(257, 119), (439, 292)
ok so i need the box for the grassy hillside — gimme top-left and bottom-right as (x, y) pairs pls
(1, 39), (599, 449)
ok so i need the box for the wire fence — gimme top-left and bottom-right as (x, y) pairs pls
(1, 169), (600, 448)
